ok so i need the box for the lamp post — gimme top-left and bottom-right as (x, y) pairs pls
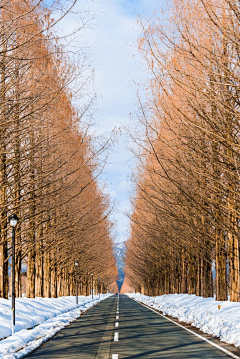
(75, 261), (79, 305)
(91, 273), (93, 299)
(98, 277), (100, 297)
(9, 213), (19, 336)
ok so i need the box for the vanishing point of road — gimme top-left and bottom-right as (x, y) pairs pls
(25, 295), (240, 359)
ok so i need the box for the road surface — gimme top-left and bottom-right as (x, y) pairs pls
(25, 295), (240, 358)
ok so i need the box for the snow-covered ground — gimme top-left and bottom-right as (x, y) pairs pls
(0, 294), (110, 358)
(127, 293), (240, 349)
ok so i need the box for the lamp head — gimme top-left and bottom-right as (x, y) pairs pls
(9, 214), (19, 227)
(75, 261), (79, 266)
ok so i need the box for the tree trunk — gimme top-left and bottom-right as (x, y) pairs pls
(26, 248), (35, 298)
(50, 258), (57, 298)
(35, 244), (43, 297)
(215, 230), (227, 301)
(43, 252), (51, 297)
(0, 36), (8, 299)
(188, 257), (196, 294)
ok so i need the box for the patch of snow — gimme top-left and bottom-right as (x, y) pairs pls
(127, 293), (240, 349)
(0, 294), (110, 358)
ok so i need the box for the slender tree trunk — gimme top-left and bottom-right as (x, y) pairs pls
(0, 37), (8, 299)
(227, 172), (240, 301)
(44, 252), (51, 297)
(228, 228), (240, 301)
(35, 234), (43, 297)
(14, 64), (22, 297)
(26, 128), (36, 298)
(215, 229), (227, 300)
(181, 252), (188, 293)
(57, 271), (62, 296)
(188, 257), (196, 294)
(203, 254), (213, 297)
(50, 255), (57, 298)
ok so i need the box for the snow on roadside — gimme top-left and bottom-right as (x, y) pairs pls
(127, 293), (240, 349)
(0, 294), (110, 358)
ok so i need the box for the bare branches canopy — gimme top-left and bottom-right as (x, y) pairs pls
(0, 0), (117, 299)
(126, 0), (240, 302)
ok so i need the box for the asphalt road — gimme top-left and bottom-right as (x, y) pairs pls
(25, 295), (239, 359)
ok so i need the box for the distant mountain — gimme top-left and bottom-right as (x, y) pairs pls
(114, 242), (125, 291)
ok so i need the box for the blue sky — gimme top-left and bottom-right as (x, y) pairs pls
(58, 0), (163, 243)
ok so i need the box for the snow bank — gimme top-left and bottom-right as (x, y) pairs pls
(0, 294), (110, 358)
(127, 293), (240, 348)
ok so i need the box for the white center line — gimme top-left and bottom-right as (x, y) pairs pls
(112, 355), (118, 359)
(114, 332), (119, 341)
(115, 322), (119, 327)
(116, 315), (119, 319)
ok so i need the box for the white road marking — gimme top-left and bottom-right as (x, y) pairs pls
(138, 302), (240, 359)
(114, 332), (119, 341)
(116, 315), (119, 319)
(112, 355), (118, 359)
(115, 322), (119, 327)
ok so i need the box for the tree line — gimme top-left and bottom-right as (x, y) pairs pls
(125, 0), (240, 301)
(0, 0), (117, 299)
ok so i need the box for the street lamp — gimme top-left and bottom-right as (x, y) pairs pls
(75, 261), (79, 305)
(91, 273), (93, 299)
(98, 277), (100, 297)
(9, 213), (19, 336)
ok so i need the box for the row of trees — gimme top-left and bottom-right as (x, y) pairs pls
(126, 0), (240, 301)
(0, 0), (117, 299)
